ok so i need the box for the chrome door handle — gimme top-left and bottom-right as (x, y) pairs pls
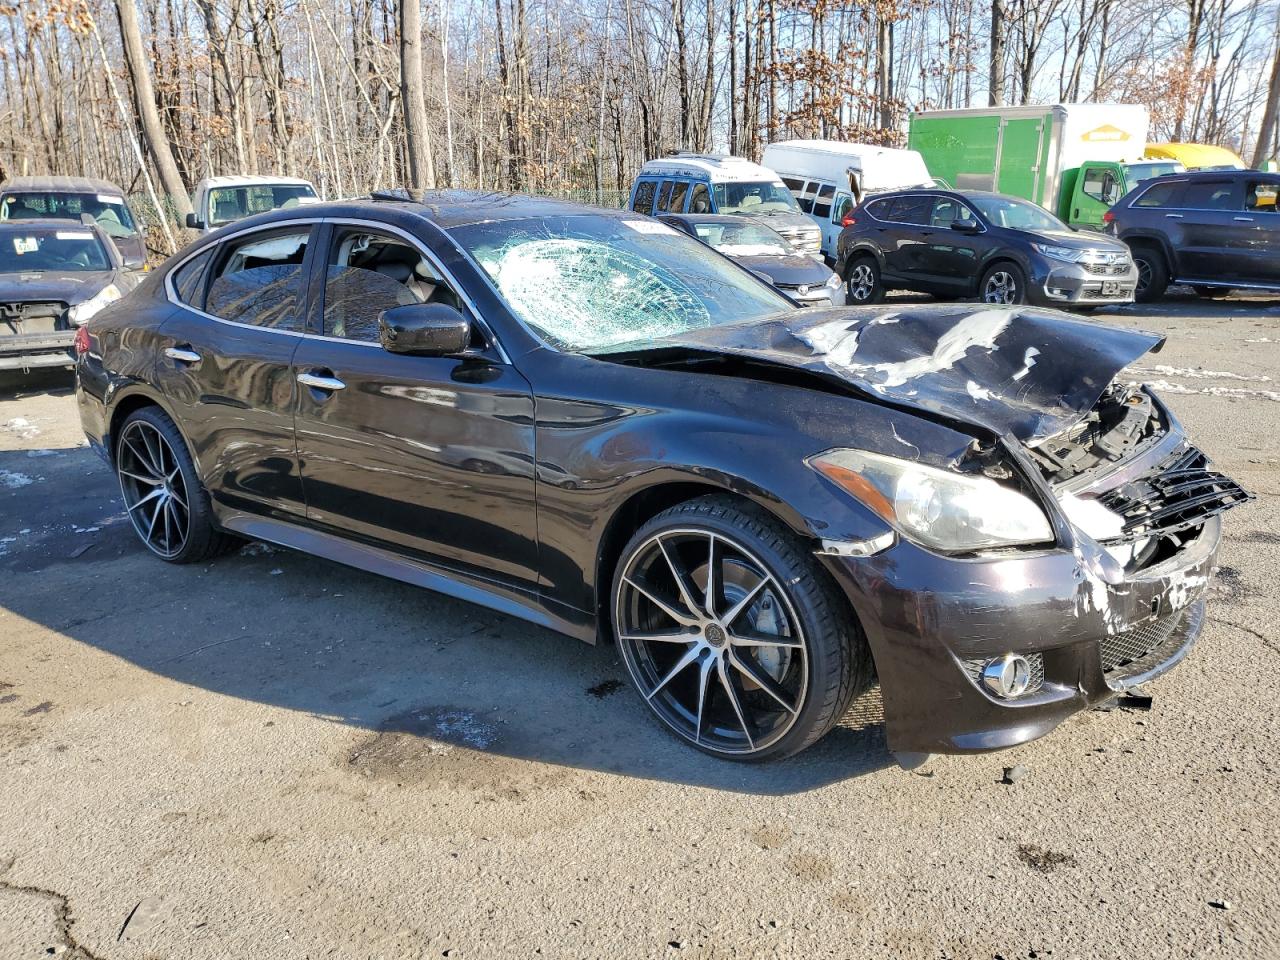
(1165, 213), (1184, 219)
(164, 346), (202, 364)
(297, 372), (346, 392)
(1234, 216), (1254, 222)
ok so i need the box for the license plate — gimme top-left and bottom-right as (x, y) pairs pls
(1101, 280), (1120, 296)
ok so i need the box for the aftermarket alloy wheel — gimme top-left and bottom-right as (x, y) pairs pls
(980, 263), (1028, 305)
(845, 257), (884, 305)
(116, 407), (233, 563)
(612, 496), (872, 761)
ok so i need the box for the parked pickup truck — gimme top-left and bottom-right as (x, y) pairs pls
(185, 175), (319, 233)
(909, 103), (1183, 231)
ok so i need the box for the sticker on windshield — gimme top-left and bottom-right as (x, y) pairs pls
(56, 231), (93, 240)
(97, 194), (124, 204)
(622, 220), (680, 236)
(12, 236), (37, 254)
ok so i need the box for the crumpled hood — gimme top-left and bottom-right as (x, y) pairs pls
(649, 304), (1165, 443)
(0, 269), (116, 306)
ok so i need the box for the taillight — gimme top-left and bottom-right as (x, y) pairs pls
(1102, 210), (1116, 224)
(841, 213), (857, 227)
(74, 326), (91, 356)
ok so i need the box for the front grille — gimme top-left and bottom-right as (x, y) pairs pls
(1084, 262), (1129, 276)
(1099, 602), (1202, 680)
(775, 226), (821, 253)
(1097, 445), (1251, 544)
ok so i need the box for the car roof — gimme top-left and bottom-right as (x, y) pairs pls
(638, 154), (780, 182)
(0, 176), (128, 196)
(196, 175), (316, 190)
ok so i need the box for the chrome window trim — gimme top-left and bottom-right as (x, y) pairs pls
(864, 193), (988, 233)
(162, 215), (511, 364)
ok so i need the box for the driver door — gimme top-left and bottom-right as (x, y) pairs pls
(291, 222), (539, 588)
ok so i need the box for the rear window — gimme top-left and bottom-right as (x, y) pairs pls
(886, 196), (934, 225)
(1134, 181), (1183, 208)
(206, 228), (311, 331)
(1179, 181), (1237, 210)
(171, 248), (213, 307)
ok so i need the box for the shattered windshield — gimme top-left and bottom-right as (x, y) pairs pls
(692, 221), (793, 257)
(712, 181), (801, 215)
(449, 215), (792, 353)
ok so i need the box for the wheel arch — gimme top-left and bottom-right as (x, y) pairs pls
(1120, 232), (1173, 273)
(104, 383), (188, 467)
(841, 244), (884, 278)
(976, 254), (1029, 297)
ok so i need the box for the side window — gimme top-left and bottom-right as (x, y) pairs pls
(662, 180), (690, 213)
(654, 180), (674, 214)
(832, 194), (854, 224)
(780, 176), (805, 193)
(929, 198), (974, 227)
(812, 183), (836, 219)
(1244, 180), (1278, 212)
(864, 198), (893, 221)
(795, 181), (816, 214)
(688, 183), (712, 214)
(1180, 181), (1238, 210)
(322, 229), (462, 343)
(1081, 167), (1117, 203)
(206, 228), (311, 331)
(171, 248), (213, 308)
(889, 196), (934, 225)
(1134, 181), (1184, 208)
(632, 180), (657, 215)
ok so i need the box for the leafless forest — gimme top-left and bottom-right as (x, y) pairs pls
(3, 0), (1279, 237)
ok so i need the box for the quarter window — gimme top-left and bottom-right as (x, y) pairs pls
(1134, 181), (1183, 208)
(322, 229), (461, 343)
(632, 180), (657, 215)
(1244, 180), (1279, 212)
(206, 228), (311, 331)
(171, 248), (213, 308)
(888, 196), (934, 225)
(1180, 181), (1237, 210)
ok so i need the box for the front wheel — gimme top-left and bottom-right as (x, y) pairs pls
(844, 256), (885, 305)
(611, 495), (872, 761)
(979, 262), (1028, 305)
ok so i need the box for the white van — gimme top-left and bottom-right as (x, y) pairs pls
(627, 154), (822, 258)
(761, 141), (936, 259)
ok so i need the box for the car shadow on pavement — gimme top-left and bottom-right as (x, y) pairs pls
(0, 443), (893, 795)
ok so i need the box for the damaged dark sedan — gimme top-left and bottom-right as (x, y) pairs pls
(75, 193), (1250, 762)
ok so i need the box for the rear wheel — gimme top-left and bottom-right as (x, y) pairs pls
(611, 495), (872, 761)
(844, 256), (884, 305)
(979, 262), (1028, 305)
(116, 407), (234, 563)
(1131, 247), (1168, 303)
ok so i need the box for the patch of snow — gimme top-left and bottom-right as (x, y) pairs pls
(0, 470), (34, 489)
(3, 417), (40, 439)
(1135, 364), (1271, 383)
(1144, 379), (1280, 403)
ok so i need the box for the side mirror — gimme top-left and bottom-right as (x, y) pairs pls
(184, 213), (205, 230)
(123, 254), (146, 271)
(951, 218), (981, 234)
(378, 303), (471, 356)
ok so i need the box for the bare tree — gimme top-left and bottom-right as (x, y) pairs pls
(399, 0), (435, 191)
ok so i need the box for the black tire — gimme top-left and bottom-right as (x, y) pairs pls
(115, 406), (235, 564)
(1131, 247), (1168, 303)
(979, 261), (1028, 305)
(1193, 285), (1229, 299)
(610, 494), (873, 762)
(844, 255), (885, 305)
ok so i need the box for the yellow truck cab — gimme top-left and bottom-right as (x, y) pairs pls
(1144, 143), (1247, 172)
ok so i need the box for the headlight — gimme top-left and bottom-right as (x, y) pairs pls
(1032, 243), (1086, 263)
(808, 448), (1054, 552)
(69, 284), (122, 325)
(825, 272), (842, 288)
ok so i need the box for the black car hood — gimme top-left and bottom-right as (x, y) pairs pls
(646, 304), (1164, 443)
(732, 254), (831, 287)
(0, 269), (116, 306)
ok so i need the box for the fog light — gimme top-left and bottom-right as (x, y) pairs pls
(981, 654), (1032, 699)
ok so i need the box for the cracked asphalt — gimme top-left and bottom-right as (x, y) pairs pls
(1, 292), (1278, 960)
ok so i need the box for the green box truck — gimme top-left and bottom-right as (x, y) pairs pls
(907, 103), (1183, 230)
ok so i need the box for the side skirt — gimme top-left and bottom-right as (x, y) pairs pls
(219, 512), (597, 644)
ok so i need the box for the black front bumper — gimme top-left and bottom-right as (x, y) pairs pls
(819, 515), (1221, 755)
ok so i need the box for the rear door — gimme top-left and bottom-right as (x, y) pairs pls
(290, 221), (539, 588)
(153, 223), (314, 518)
(1236, 177), (1280, 285)
(918, 196), (984, 293)
(1173, 179), (1244, 282)
(878, 195), (937, 283)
